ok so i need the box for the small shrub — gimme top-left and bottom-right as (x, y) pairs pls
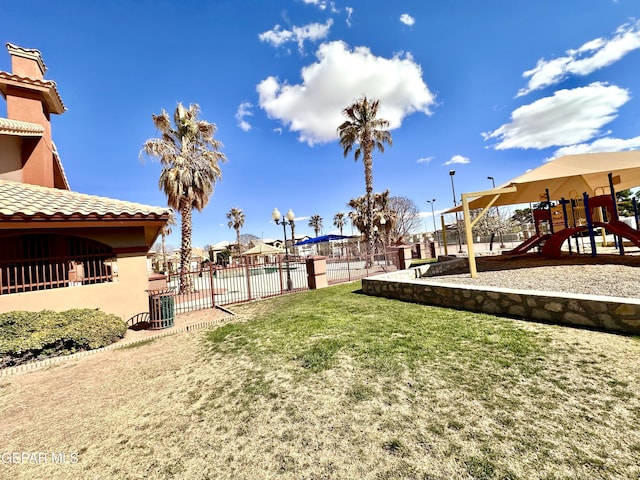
(0, 309), (127, 368)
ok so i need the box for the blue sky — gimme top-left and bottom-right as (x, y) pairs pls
(2, 0), (640, 247)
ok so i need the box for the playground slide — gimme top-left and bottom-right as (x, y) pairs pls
(503, 233), (552, 256)
(541, 227), (587, 258)
(597, 220), (640, 247)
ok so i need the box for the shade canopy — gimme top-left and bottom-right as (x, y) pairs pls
(294, 234), (352, 246)
(242, 243), (284, 256)
(447, 151), (640, 213)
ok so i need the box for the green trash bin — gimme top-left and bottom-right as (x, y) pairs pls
(148, 288), (175, 330)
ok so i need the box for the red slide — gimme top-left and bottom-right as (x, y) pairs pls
(541, 227), (587, 258)
(503, 233), (552, 256)
(596, 220), (640, 247)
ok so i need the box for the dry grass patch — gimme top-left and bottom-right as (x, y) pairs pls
(1, 282), (640, 479)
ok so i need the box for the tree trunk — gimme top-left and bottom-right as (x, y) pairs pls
(236, 229), (241, 256)
(290, 222), (296, 256)
(162, 233), (167, 273)
(179, 201), (194, 294)
(364, 145), (374, 267)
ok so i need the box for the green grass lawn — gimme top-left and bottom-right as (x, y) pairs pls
(1, 282), (640, 479)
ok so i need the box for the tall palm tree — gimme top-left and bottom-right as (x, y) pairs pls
(338, 96), (392, 263)
(333, 212), (346, 236)
(309, 214), (323, 237)
(226, 207), (245, 255)
(142, 103), (226, 293)
(333, 212), (347, 257)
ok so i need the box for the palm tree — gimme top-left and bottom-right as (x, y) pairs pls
(333, 212), (346, 236)
(338, 96), (392, 263)
(347, 196), (366, 234)
(333, 212), (347, 257)
(289, 217), (297, 255)
(142, 103), (226, 293)
(309, 214), (323, 237)
(226, 207), (245, 255)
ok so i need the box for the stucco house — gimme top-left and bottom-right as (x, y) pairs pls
(0, 43), (170, 321)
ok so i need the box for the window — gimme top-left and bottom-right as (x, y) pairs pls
(0, 234), (116, 295)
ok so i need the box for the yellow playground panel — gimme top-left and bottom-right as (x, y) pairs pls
(549, 197), (604, 232)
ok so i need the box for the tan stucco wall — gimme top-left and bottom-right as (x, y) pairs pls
(0, 135), (23, 182)
(6, 88), (54, 188)
(0, 253), (150, 321)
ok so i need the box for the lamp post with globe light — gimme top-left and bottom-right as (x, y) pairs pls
(272, 207), (295, 291)
(426, 198), (439, 254)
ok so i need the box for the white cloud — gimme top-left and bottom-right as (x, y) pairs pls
(259, 25), (293, 48)
(257, 40), (435, 145)
(417, 156), (434, 164)
(518, 20), (640, 97)
(301, 0), (326, 9)
(549, 136), (640, 159)
(259, 19), (333, 52)
(300, 0), (335, 11)
(400, 14), (415, 26)
(345, 7), (353, 27)
(483, 82), (630, 150)
(235, 102), (253, 132)
(442, 155), (470, 166)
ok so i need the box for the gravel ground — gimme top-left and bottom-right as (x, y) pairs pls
(425, 253), (640, 299)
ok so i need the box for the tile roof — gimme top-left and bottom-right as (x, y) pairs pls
(6, 43), (48, 75)
(0, 117), (44, 136)
(0, 180), (171, 220)
(0, 71), (65, 114)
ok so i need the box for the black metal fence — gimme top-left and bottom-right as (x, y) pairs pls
(164, 249), (400, 315)
(167, 257), (309, 312)
(326, 251), (398, 285)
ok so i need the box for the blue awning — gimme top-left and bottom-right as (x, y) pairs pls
(294, 234), (353, 246)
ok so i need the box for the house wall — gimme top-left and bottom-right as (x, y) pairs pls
(0, 135), (23, 182)
(0, 253), (150, 321)
(5, 88), (54, 188)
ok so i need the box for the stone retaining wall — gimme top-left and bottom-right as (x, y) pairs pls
(362, 270), (640, 335)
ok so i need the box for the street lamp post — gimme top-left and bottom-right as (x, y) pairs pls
(272, 207), (295, 291)
(449, 170), (463, 253)
(426, 198), (439, 254)
(487, 176), (505, 248)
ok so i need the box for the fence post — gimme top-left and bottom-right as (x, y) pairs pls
(244, 262), (252, 301)
(306, 255), (327, 289)
(397, 245), (413, 270)
(208, 264), (216, 308)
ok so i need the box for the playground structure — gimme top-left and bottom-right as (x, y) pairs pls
(504, 191), (640, 258)
(445, 152), (640, 277)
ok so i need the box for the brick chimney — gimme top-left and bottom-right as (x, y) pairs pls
(0, 43), (66, 188)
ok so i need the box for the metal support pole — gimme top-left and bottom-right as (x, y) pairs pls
(546, 189), (554, 234)
(282, 222), (293, 290)
(608, 173), (624, 255)
(560, 198), (572, 255)
(583, 192), (597, 257)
